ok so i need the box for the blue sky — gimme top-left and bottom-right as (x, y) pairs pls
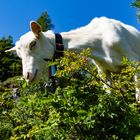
(0, 0), (139, 43)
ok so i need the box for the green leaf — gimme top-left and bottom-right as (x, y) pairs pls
(22, 82), (27, 88)
(77, 110), (87, 116)
(135, 135), (140, 140)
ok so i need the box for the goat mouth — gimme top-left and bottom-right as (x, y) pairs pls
(30, 69), (38, 83)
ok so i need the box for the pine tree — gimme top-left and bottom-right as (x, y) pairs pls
(36, 11), (54, 31)
(0, 36), (22, 82)
(132, 0), (140, 20)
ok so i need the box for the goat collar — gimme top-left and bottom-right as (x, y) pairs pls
(53, 33), (64, 61)
(44, 33), (64, 62)
(47, 33), (64, 81)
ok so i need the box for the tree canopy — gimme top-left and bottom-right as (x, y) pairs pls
(36, 11), (54, 32)
(0, 36), (21, 82)
(132, 0), (140, 20)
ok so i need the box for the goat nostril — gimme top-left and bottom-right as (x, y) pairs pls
(27, 72), (30, 80)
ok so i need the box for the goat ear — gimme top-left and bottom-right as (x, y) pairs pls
(30, 21), (42, 38)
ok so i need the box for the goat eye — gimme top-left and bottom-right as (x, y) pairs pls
(30, 41), (36, 50)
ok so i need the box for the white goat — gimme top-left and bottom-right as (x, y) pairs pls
(6, 17), (140, 102)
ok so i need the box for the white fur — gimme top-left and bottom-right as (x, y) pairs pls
(6, 17), (140, 101)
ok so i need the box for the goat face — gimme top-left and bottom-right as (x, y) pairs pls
(6, 21), (53, 83)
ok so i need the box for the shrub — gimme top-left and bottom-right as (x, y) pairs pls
(0, 49), (140, 140)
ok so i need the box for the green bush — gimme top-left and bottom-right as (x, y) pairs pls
(0, 49), (140, 140)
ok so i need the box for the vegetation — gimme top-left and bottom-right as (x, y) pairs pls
(1, 5), (140, 139)
(0, 49), (140, 140)
(132, 0), (140, 20)
(0, 36), (22, 82)
(37, 11), (54, 31)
